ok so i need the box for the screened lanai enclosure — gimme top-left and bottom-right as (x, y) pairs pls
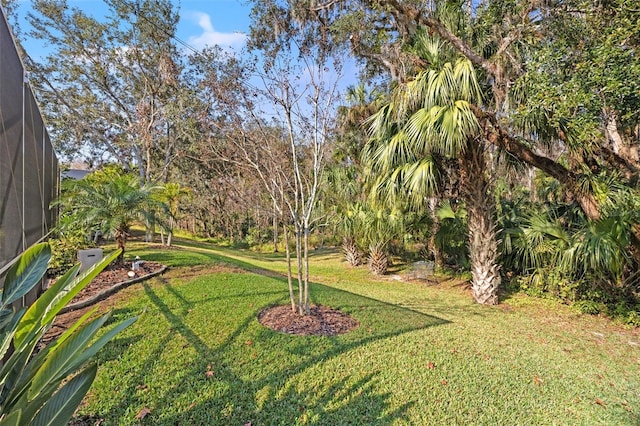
(0, 6), (59, 305)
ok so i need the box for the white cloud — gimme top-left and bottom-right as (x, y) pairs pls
(187, 12), (247, 51)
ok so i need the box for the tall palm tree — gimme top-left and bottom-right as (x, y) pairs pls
(364, 35), (501, 304)
(57, 168), (160, 263)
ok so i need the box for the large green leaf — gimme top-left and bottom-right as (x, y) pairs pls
(0, 310), (25, 362)
(0, 409), (21, 426)
(65, 315), (137, 374)
(0, 307), (15, 331)
(6, 309), (98, 409)
(11, 264), (80, 351)
(28, 314), (109, 400)
(0, 335), (42, 408)
(31, 364), (96, 426)
(14, 249), (120, 349)
(27, 308), (97, 371)
(1, 244), (51, 306)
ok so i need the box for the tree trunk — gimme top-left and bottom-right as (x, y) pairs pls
(460, 142), (501, 305)
(115, 227), (128, 264)
(303, 225), (310, 315)
(343, 236), (361, 266)
(368, 242), (389, 275)
(295, 224), (304, 316)
(167, 216), (174, 247)
(283, 222), (296, 312)
(428, 197), (443, 268)
(273, 205), (279, 253)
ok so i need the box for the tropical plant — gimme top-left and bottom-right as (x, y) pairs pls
(322, 167), (367, 267)
(0, 243), (136, 425)
(364, 34), (501, 303)
(55, 168), (161, 263)
(157, 182), (192, 247)
(434, 200), (469, 268)
(360, 207), (403, 275)
(502, 196), (640, 307)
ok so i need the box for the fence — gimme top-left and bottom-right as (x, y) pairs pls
(0, 6), (59, 305)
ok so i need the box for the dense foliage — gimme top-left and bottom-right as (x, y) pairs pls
(7, 0), (639, 316)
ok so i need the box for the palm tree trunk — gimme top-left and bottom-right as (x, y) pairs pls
(460, 142), (501, 305)
(342, 236), (361, 266)
(115, 227), (128, 264)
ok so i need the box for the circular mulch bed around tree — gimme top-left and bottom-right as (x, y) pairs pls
(258, 304), (359, 336)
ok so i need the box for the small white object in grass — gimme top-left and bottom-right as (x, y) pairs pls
(128, 270), (136, 278)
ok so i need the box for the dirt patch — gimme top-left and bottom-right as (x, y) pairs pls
(258, 304), (359, 336)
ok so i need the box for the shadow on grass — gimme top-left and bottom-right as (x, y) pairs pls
(90, 250), (449, 425)
(143, 282), (440, 425)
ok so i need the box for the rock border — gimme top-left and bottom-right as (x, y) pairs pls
(59, 265), (168, 314)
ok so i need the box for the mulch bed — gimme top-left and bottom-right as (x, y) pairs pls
(258, 304), (359, 336)
(40, 260), (166, 346)
(68, 260), (165, 304)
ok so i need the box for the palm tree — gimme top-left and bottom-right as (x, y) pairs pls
(336, 84), (386, 167)
(158, 182), (192, 247)
(57, 168), (160, 263)
(341, 204), (364, 266)
(364, 35), (501, 304)
(323, 166), (366, 266)
(358, 205), (404, 275)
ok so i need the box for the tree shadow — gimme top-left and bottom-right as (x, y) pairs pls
(87, 260), (449, 424)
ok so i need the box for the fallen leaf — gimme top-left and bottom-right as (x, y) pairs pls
(136, 407), (151, 419)
(595, 398), (607, 408)
(441, 380), (448, 385)
(205, 369), (214, 378)
(533, 376), (543, 386)
(427, 362), (435, 370)
(245, 340), (253, 346)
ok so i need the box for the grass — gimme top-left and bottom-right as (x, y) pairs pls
(76, 239), (640, 425)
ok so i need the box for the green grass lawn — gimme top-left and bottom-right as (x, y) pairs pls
(76, 239), (640, 425)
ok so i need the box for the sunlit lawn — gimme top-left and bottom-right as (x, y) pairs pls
(76, 239), (640, 425)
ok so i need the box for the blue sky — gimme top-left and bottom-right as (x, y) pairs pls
(14, 0), (252, 58)
(10, 0), (359, 119)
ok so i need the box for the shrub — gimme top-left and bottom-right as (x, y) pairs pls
(624, 310), (640, 327)
(573, 300), (603, 315)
